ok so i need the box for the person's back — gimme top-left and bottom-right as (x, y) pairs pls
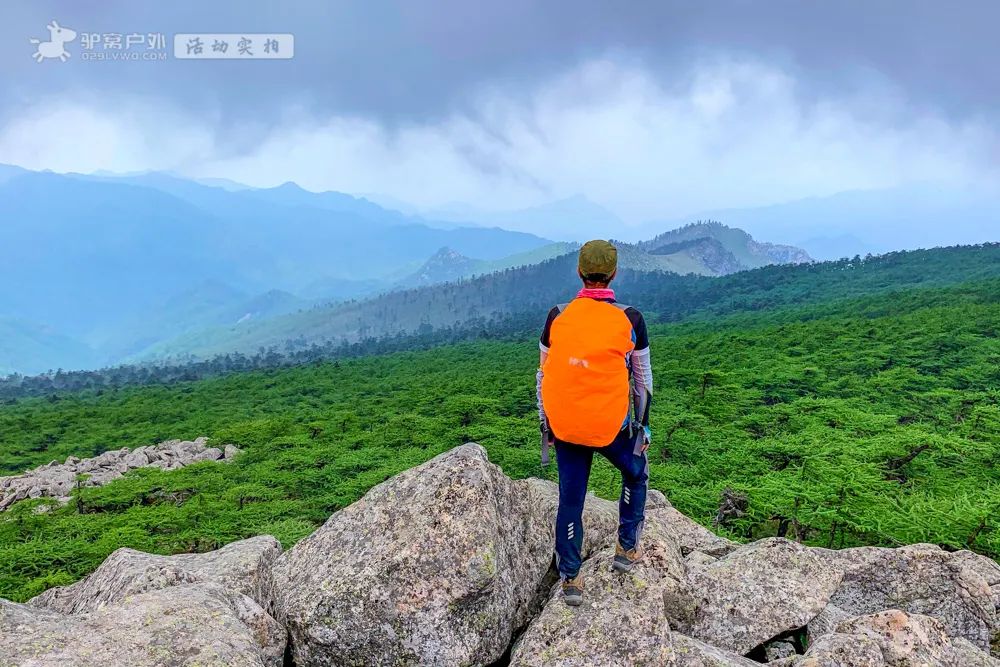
(541, 297), (635, 446)
(536, 240), (653, 606)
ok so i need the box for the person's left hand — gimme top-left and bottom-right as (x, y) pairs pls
(640, 425), (651, 454)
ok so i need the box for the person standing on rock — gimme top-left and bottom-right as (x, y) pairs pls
(537, 239), (653, 606)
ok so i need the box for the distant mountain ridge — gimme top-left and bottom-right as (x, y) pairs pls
(405, 222), (811, 289)
(0, 165), (815, 374)
(402, 243), (579, 287)
(0, 165), (551, 373)
(639, 221), (811, 271)
(634, 184), (1000, 260)
(108, 242), (1000, 372)
(131, 222), (812, 364)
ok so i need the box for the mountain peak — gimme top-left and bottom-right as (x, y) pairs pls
(430, 246), (467, 260)
(403, 247), (480, 287)
(635, 222), (810, 275)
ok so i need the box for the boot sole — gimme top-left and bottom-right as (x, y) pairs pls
(612, 559), (633, 573)
(564, 594), (583, 606)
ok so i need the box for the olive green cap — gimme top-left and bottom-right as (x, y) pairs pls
(578, 239), (618, 278)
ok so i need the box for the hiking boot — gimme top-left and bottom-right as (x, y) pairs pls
(561, 573), (584, 606)
(613, 541), (643, 573)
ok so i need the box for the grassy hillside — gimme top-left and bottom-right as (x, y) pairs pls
(1, 277), (998, 602)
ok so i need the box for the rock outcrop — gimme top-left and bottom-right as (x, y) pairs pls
(685, 538), (843, 654)
(798, 610), (1000, 666)
(272, 444), (616, 667)
(2, 442), (999, 667)
(0, 437), (240, 512)
(816, 544), (998, 651)
(509, 511), (688, 666)
(1, 583), (283, 667)
(0, 535), (286, 666)
(29, 535), (281, 616)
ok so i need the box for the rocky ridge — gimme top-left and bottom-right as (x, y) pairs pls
(1, 443), (997, 666)
(0, 437), (240, 512)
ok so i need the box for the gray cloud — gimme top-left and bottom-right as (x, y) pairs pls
(1, 1), (997, 228)
(3, 0), (999, 125)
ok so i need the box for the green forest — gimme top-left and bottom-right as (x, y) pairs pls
(1, 256), (998, 604)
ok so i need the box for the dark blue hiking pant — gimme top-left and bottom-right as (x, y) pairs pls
(554, 427), (649, 579)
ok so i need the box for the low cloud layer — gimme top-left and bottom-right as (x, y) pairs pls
(2, 57), (995, 225)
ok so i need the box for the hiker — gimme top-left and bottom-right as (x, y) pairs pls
(537, 239), (653, 606)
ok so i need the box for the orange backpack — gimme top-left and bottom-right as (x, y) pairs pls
(541, 298), (635, 447)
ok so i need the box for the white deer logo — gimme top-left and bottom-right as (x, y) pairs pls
(30, 20), (77, 63)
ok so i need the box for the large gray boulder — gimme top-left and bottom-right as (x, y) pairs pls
(672, 634), (760, 666)
(509, 502), (760, 667)
(798, 632), (887, 666)
(647, 490), (738, 558)
(952, 549), (1000, 647)
(29, 535), (281, 616)
(799, 610), (1000, 666)
(509, 514), (688, 667)
(819, 543), (998, 651)
(273, 444), (568, 667)
(807, 603), (853, 644)
(0, 583), (284, 666)
(685, 538), (843, 654)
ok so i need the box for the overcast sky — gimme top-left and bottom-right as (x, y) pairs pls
(1, 1), (998, 222)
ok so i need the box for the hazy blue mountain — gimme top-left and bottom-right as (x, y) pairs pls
(401, 242), (579, 287)
(404, 248), (482, 286)
(0, 318), (99, 376)
(188, 175), (253, 191)
(0, 171), (241, 337)
(90, 281), (304, 361)
(70, 170), (550, 266)
(636, 184), (1000, 260)
(0, 164), (28, 184)
(296, 276), (390, 302)
(242, 182), (413, 225)
(0, 166), (551, 373)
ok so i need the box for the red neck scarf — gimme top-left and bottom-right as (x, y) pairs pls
(576, 287), (616, 300)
